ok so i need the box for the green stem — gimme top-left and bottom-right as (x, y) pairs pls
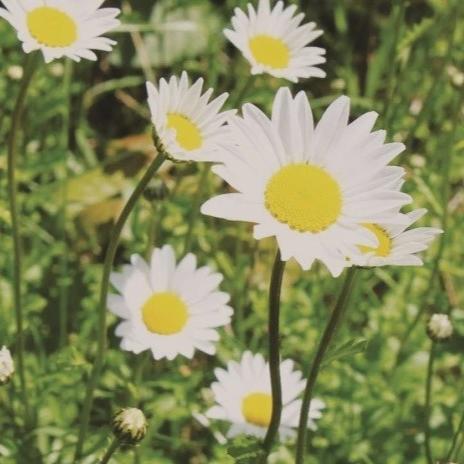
(261, 250), (286, 461)
(100, 437), (121, 464)
(7, 52), (39, 426)
(424, 341), (436, 464)
(58, 58), (73, 348)
(182, 165), (209, 254)
(74, 141), (168, 462)
(295, 267), (359, 464)
(447, 407), (464, 461)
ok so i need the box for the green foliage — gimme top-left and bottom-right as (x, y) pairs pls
(0, 0), (463, 463)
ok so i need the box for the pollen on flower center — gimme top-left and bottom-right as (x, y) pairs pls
(264, 163), (342, 233)
(249, 35), (290, 69)
(27, 7), (77, 48)
(167, 113), (203, 151)
(141, 292), (188, 335)
(241, 392), (273, 427)
(358, 223), (391, 257)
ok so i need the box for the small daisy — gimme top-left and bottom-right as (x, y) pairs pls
(202, 88), (412, 277)
(0, 346), (14, 385)
(224, 0), (326, 82)
(351, 209), (443, 267)
(0, 0), (120, 63)
(146, 72), (234, 162)
(206, 351), (325, 439)
(108, 245), (233, 361)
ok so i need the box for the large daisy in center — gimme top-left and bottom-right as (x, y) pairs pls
(202, 88), (412, 276)
(108, 245), (233, 360)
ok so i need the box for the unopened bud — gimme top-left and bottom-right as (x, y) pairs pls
(0, 346), (14, 385)
(112, 408), (147, 445)
(427, 314), (453, 342)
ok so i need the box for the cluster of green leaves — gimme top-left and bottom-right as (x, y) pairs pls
(0, 0), (463, 463)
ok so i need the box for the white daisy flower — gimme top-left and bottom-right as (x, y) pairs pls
(351, 208), (443, 267)
(146, 72), (234, 162)
(0, 0), (120, 63)
(206, 351), (325, 439)
(108, 245), (233, 361)
(201, 88), (412, 277)
(0, 346), (14, 385)
(224, 0), (326, 82)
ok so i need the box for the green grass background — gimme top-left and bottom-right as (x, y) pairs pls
(0, 0), (463, 462)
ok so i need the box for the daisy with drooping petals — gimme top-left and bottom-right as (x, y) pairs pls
(202, 88), (412, 277)
(146, 72), (234, 162)
(206, 351), (325, 439)
(224, 0), (326, 82)
(0, 0), (120, 63)
(350, 209), (442, 267)
(108, 245), (233, 361)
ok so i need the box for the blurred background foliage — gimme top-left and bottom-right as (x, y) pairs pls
(0, 0), (464, 463)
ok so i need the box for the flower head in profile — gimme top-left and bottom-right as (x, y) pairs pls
(112, 408), (148, 445)
(206, 351), (324, 439)
(0, 0), (120, 63)
(0, 346), (14, 385)
(224, 0), (326, 82)
(108, 245), (233, 361)
(427, 314), (453, 342)
(146, 72), (234, 162)
(351, 208), (442, 267)
(202, 88), (412, 277)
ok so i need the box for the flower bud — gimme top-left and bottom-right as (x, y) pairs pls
(427, 314), (453, 342)
(0, 346), (14, 385)
(143, 178), (169, 202)
(112, 408), (147, 445)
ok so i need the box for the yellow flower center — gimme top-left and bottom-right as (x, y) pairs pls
(358, 223), (392, 257)
(265, 163), (342, 233)
(27, 7), (77, 48)
(241, 392), (273, 427)
(167, 113), (203, 151)
(141, 292), (188, 335)
(249, 35), (290, 69)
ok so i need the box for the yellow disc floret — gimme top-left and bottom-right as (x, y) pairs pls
(142, 292), (188, 335)
(358, 223), (392, 257)
(265, 163), (342, 233)
(249, 35), (290, 69)
(167, 113), (203, 151)
(241, 392), (273, 427)
(27, 7), (77, 48)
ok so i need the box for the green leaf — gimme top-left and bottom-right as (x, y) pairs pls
(322, 338), (368, 368)
(227, 435), (265, 463)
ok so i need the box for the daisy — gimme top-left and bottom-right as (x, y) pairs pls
(206, 351), (325, 439)
(108, 245), (233, 361)
(0, 0), (120, 63)
(201, 87), (412, 277)
(351, 208), (442, 267)
(224, 0), (326, 82)
(146, 72), (234, 162)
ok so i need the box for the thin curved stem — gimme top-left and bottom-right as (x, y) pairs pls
(7, 53), (39, 426)
(261, 250), (286, 461)
(295, 267), (359, 464)
(182, 164), (209, 254)
(447, 407), (464, 461)
(100, 437), (121, 464)
(424, 341), (436, 464)
(74, 141), (168, 462)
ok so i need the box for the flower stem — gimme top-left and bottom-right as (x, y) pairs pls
(447, 407), (464, 461)
(183, 164), (209, 254)
(58, 58), (73, 348)
(74, 137), (168, 462)
(7, 52), (39, 426)
(424, 341), (436, 464)
(295, 266), (359, 464)
(100, 437), (121, 464)
(261, 250), (286, 460)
